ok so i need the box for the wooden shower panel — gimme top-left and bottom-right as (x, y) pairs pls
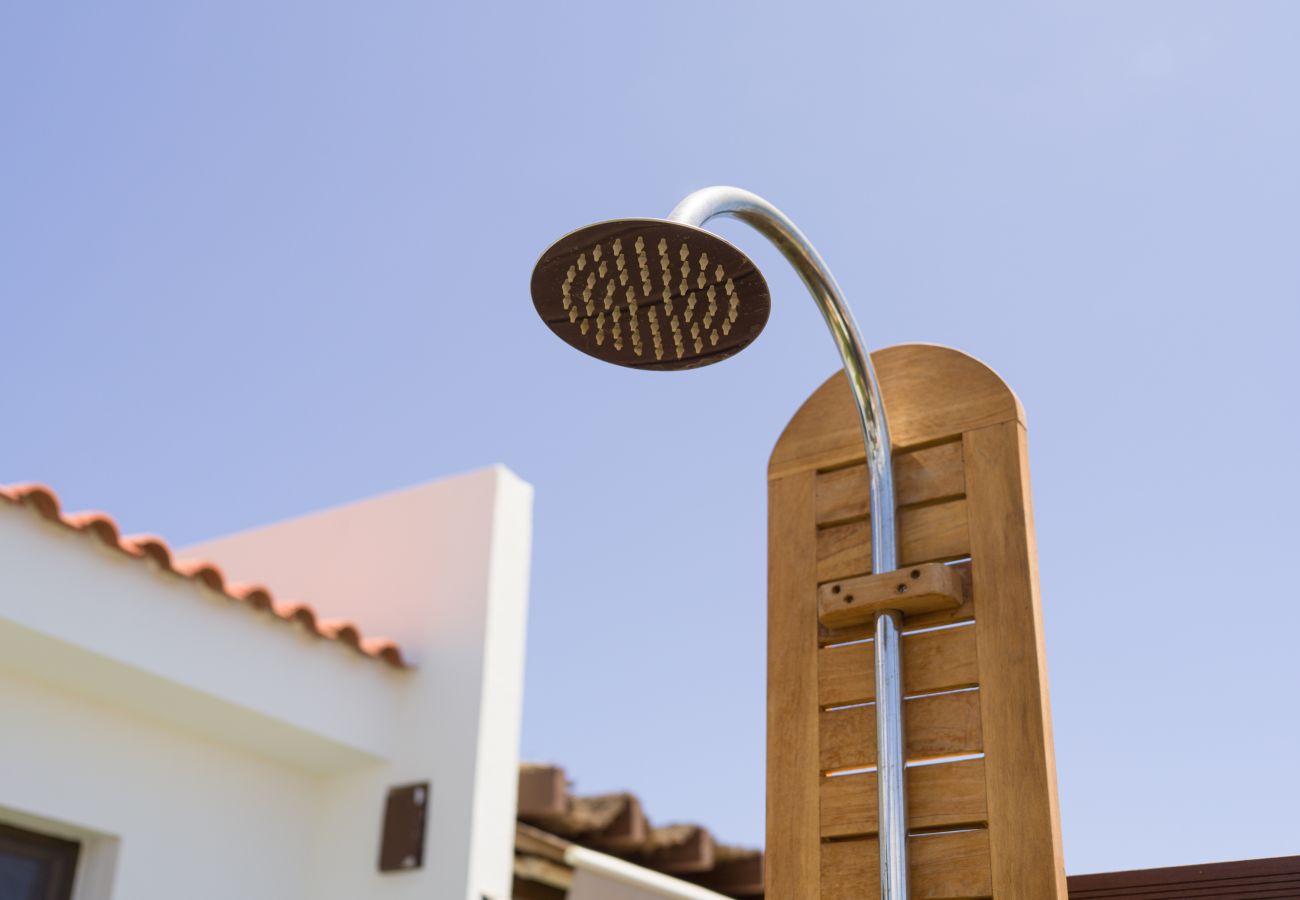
(767, 344), (1066, 899)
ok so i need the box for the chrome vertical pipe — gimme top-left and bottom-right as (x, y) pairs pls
(874, 609), (907, 898)
(669, 186), (907, 899)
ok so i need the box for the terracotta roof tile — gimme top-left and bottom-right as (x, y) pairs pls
(516, 763), (764, 898)
(0, 482), (408, 669)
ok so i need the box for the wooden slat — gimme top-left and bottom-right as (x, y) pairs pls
(515, 822), (571, 863)
(517, 765), (567, 818)
(821, 757), (988, 838)
(820, 624), (979, 708)
(964, 421), (1067, 899)
(688, 854), (766, 898)
(766, 471), (822, 898)
(631, 826), (716, 875)
(821, 828), (993, 900)
(587, 795), (649, 853)
(817, 499), (970, 583)
(770, 344), (1024, 480)
(821, 690), (983, 772)
(816, 440), (965, 525)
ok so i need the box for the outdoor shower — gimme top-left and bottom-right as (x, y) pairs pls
(531, 186), (909, 899)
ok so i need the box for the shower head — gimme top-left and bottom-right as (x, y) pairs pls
(530, 218), (771, 371)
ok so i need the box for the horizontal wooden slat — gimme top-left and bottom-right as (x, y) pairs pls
(816, 441), (965, 525)
(817, 499), (970, 583)
(820, 624), (979, 708)
(821, 827), (993, 900)
(821, 690), (983, 772)
(821, 757), (988, 838)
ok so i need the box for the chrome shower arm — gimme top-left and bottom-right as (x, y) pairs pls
(668, 186), (897, 573)
(670, 186), (909, 900)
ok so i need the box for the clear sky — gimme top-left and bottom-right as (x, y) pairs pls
(3, 1), (1298, 876)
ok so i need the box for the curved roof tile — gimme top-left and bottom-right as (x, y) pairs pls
(516, 763), (764, 897)
(0, 482), (408, 669)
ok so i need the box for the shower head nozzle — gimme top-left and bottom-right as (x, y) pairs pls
(530, 218), (771, 371)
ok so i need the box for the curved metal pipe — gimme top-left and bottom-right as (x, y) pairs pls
(668, 187), (896, 564)
(669, 186), (908, 899)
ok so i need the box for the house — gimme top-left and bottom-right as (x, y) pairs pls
(1, 469), (531, 900)
(3, 471), (1294, 900)
(0, 469), (763, 900)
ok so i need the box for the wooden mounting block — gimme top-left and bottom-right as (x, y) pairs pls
(767, 344), (1067, 900)
(817, 562), (963, 630)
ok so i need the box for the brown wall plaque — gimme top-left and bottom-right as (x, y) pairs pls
(378, 782), (430, 873)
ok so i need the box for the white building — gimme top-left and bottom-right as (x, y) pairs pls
(1, 468), (531, 900)
(0, 469), (760, 900)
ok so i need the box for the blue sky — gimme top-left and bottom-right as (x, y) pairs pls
(3, 1), (1298, 875)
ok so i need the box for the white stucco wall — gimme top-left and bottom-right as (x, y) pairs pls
(0, 466), (533, 900)
(0, 671), (319, 900)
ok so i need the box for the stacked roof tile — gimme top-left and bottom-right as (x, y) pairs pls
(515, 763), (763, 898)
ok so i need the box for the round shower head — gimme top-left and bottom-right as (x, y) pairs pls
(530, 219), (771, 371)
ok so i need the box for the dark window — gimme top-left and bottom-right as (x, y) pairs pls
(0, 823), (79, 900)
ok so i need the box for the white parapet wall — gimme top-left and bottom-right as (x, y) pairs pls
(0, 465), (533, 900)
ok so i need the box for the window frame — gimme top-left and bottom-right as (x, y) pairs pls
(0, 822), (81, 900)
